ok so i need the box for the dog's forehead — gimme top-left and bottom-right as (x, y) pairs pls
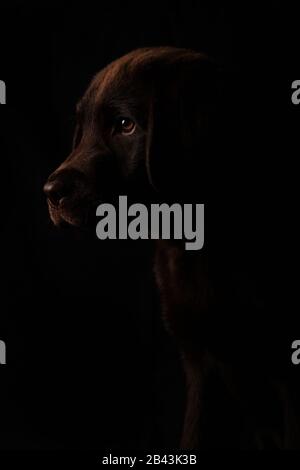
(81, 47), (204, 107)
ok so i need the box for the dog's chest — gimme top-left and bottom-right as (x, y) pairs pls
(154, 241), (210, 347)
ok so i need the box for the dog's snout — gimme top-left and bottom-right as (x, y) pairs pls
(44, 169), (84, 206)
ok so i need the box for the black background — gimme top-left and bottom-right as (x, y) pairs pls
(0, 1), (298, 450)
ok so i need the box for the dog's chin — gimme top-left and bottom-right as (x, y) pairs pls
(53, 213), (83, 228)
(48, 210), (82, 228)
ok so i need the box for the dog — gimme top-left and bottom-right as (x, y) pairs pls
(44, 47), (299, 449)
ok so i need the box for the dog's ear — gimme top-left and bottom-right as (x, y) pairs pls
(146, 56), (222, 197)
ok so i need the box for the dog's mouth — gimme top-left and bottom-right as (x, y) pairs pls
(47, 198), (98, 229)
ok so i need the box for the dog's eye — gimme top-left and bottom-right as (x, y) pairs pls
(115, 117), (136, 136)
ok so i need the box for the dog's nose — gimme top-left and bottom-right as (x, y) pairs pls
(44, 178), (69, 206)
(44, 172), (77, 206)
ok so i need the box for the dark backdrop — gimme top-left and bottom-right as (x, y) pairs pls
(0, 1), (298, 450)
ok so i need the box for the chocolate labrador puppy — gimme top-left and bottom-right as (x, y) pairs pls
(44, 47), (299, 449)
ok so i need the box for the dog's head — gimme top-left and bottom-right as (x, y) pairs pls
(44, 47), (220, 227)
